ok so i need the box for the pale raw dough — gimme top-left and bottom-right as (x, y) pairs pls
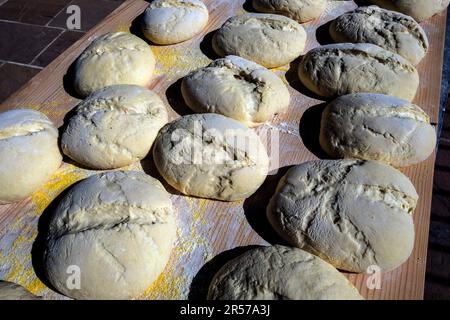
(267, 159), (417, 273)
(0, 281), (40, 300)
(208, 245), (363, 300)
(298, 43), (419, 100)
(73, 32), (156, 97)
(181, 55), (290, 126)
(0, 109), (62, 204)
(43, 171), (176, 300)
(320, 93), (436, 167)
(153, 114), (270, 201)
(142, 0), (209, 45)
(61, 85), (168, 170)
(252, 0), (327, 23)
(330, 6), (429, 65)
(369, 0), (450, 22)
(213, 13), (307, 68)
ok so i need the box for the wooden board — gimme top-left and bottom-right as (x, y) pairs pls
(0, 0), (446, 300)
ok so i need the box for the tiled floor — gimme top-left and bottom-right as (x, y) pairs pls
(0, 0), (449, 300)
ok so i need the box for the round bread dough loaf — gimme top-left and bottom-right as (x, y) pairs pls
(369, 0), (450, 22)
(320, 93), (436, 167)
(0, 281), (40, 300)
(73, 32), (156, 97)
(0, 109), (62, 204)
(252, 0), (327, 23)
(43, 171), (176, 300)
(207, 245), (363, 300)
(298, 43), (419, 100)
(141, 0), (209, 45)
(181, 55), (290, 126)
(213, 13), (307, 68)
(153, 114), (269, 201)
(330, 6), (429, 65)
(61, 85), (168, 170)
(267, 159), (417, 273)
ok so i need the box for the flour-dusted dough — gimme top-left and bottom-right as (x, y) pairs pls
(320, 93), (436, 167)
(369, 0), (450, 22)
(181, 55), (290, 126)
(141, 0), (209, 45)
(207, 245), (363, 300)
(0, 109), (61, 204)
(330, 6), (429, 65)
(267, 160), (417, 273)
(253, 0), (327, 23)
(0, 281), (40, 300)
(153, 114), (269, 201)
(73, 32), (156, 97)
(213, 13), (307, 68)
(62, 85), (168, 170)
(298, 43), (419, 100)
(43, 171), (176, 300)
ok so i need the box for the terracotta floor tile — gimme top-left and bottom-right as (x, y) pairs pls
(0, 62), (41, 102)
(0, 0), (72, 25)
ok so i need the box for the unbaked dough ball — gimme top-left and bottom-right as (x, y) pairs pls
(141, 0), (209, 45)
(208, 245), (363, 300)
(0, 281), (40, 300)
(267, 159), (417, 273)
(43, 171), (176, 300)
(213, 13), (307, 68)
(61, 85), (168, 170)
(253, 0), (327, 23)
(369, 0), (450, 22)
(181, 55), (290, 126)
(73, 32), (156, 97)
(0, 109), (62, 204)
(153, 114), (270, 201)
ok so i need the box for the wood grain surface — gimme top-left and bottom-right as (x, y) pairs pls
(0, 0), (447, 300)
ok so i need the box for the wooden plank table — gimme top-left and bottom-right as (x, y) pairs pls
(0, 0), (447, 300)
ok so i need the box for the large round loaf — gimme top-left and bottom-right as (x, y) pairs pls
(252, 0), (327, 23)
(207, 245), (363, 300)
(267, 159), (417, 273)
(298, 43), (419, 100)
(330, 6), (429, 65)
(320, 93), (436, 167)
(0, 109), (62, 204)
(369, 0), (450, 22)
(213, 13), (307, 68)
(43, 171), (176, 300)
(0, 281), (40, 300)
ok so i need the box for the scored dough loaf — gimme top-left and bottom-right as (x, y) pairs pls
(73, 32), (156, 97)
(252, 0), (327, 23)
(153, 113), (270, 201)
(267, 159), (417, 273)
(181, 55), (290, 126)
(141, 0), (209, 45)
(61, 85), (168, 170)
(320, 93), (436, 167)
(0, 109), (62, 204)
(330, 6), (429, 65)
(369, 0), (450, 22)
(207, 245), (364, 300)
(43, 171), (176, 300)
(298, 43), (419, 100)
(213, 13), (307, 68)
(0, 281), (40, 300)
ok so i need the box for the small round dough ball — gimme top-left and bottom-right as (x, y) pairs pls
(213, 13), (307, 68)
(141, 0), (209, 45)
(369, 0), (450, 22)
(253, 0), (327, 23)
(153, 114), (270, 201)
(0, 109), (62, 204)
(208, 245), (363, 300)
(0, 281), (40, 300)
(61, 85), (168, 170)
(181, 55), (290, 126)
(43, 171), (176, 300)
(267, 159), (417, 273)
(73, 32), (156, 97)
